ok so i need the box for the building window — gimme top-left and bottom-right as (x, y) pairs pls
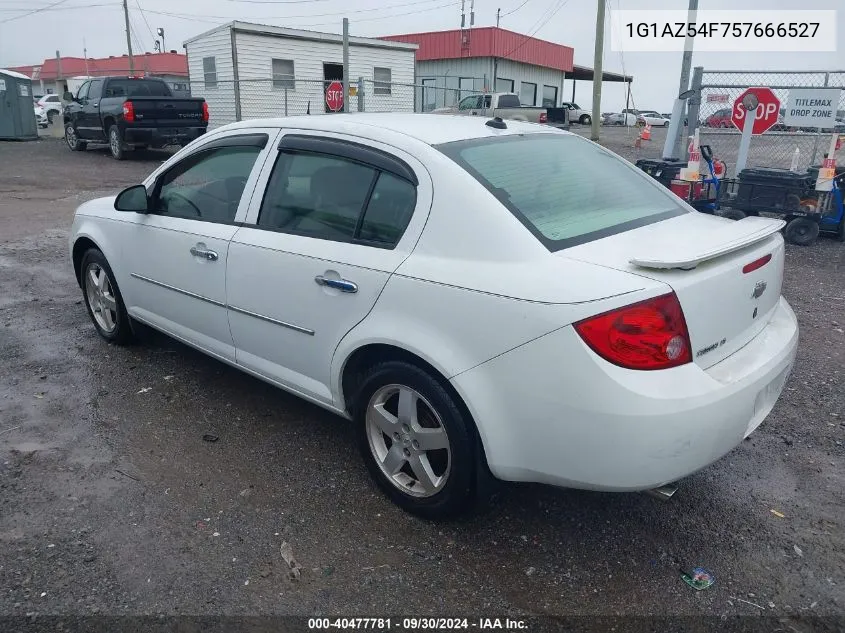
(374, 67), (391, 95)
(271, 59), (295, 90)
(520, 81), (537, 106)
(459, 77), (475, 100)
(542, 85), (558, 108)
(495, 78), (514, 93)
(421, 78), (437, 112)
(203, 57), (217, 89)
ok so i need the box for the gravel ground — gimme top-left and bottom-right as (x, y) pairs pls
(1, 132), (844, 629)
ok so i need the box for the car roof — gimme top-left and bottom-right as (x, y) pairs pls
(216, 113), (567, 146)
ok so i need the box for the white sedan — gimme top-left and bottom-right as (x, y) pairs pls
(69, 114), (798, 518)
(34, 104), (48, 128)
(638, 111), (671, 127)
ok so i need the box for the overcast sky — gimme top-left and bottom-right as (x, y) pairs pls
(0, 0), (842, 110)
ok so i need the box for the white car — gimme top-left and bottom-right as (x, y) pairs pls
(604, 112), (637, 126)
(37, 94), (63, 123)
(69, 114), (798, 518)
(638, 111), (670, 127)
(34, 104), (48, 128)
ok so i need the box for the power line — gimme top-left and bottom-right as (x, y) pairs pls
(498, 0), (570, 59)
(0, 0), (71, 24)
(135, 0), (155, 43)
(0, 3), (117, 12)
(138, 0), (459, 27)
(500, 0), (531, 18)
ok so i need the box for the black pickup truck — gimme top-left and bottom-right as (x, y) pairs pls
(63, 76), (208, 160)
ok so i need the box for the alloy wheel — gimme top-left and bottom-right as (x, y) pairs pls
(365, 384), (451, 498)
(65, 126), (78, 150)
(84, 262), (118, 333)
(110, 129), (121, 157)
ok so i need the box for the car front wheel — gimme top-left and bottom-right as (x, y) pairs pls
(80, 248), (133, 344)
(579, 114), (591, 125)
(355, 361), (477, 519)
(65, 125), (87, 151)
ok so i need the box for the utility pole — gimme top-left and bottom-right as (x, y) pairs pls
(496, 7), (500, 27)
(672, 0), (698, 159)
(122, 0), (134, 74)
(83, 39), (89, 76)
(590, 0), (605, 141)
(342, 18), (349, 113)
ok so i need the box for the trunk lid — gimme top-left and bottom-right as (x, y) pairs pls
(128, 97), (205, 128)
(561, 213), (786, 368)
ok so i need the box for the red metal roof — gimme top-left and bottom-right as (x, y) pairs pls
(8, 53), (188, 81)
(381, 27), (574, 73)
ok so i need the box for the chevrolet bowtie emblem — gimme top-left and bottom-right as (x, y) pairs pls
(752, 280), (767, 299)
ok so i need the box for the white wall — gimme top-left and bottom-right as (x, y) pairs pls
(185, 26), (236, 128)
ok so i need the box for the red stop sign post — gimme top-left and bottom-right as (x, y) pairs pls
(325, 81), (344, 112)
(731, 87), (780, 135)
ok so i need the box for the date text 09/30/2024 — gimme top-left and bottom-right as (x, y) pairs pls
(308, 618), (528, 630)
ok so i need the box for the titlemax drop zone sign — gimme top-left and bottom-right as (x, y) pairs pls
(784, 88), (842, 129)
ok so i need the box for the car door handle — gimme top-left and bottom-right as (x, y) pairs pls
(314, 275), (357, 293)
(190, 246), (218, 261)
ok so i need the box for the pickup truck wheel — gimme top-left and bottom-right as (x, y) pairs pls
(108, 125), (126, 161)
(579, 114), (591, 125)
(65, 125), (87, 151)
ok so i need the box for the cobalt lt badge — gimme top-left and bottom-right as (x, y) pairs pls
(752, 280), (767, 300)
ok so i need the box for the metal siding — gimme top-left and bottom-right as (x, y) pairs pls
(186, 27), (236, 128)
(382, 27), (574, 73)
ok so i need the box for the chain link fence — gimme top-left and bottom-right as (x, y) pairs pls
(187, 75), (492, 128)
(691, 70), (845, 176)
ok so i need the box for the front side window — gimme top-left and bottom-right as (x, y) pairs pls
(88, 79), (103, 100)
(258, 150), (416, 246)
(458, 95), (479, 111)
(203, 56), (217, 89)
(272, 58), (295, 90)
(438, 134), (685, 251)
(103, 79), (170, 97)
(76, 81), (91, 101)
(153, 145), (262, 223)
(373, 67), (391, 95)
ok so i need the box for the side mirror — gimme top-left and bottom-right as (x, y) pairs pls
(63, 91), (74, 102)
(114, 184), (149, 213)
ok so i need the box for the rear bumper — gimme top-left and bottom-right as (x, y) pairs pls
(450, 296), (799, 491)
(123, 126), (206, 147)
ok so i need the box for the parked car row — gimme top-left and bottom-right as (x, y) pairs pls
(433, 92), (569, 128)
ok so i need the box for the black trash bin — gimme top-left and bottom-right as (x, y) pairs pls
(734, 168), (815, 214)
(635, 158), (684, 188)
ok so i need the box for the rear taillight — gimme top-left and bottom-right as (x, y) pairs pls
(122, 101), (135, 122)
(539, 112), (548, 123)
(202, 101), (209, 123)
(742, 253), (771, 274)
(574, 293), (692, 370)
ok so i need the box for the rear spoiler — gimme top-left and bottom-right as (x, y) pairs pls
(630, 216), (785, 270)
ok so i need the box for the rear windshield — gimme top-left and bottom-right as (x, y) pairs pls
(104, 79), (172, 98)
(497, 94), (521, 108)
(437, 133), (686, 251)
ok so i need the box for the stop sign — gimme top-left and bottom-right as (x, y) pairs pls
(325, 81), (344, 112)
(731, 87), (780, 135)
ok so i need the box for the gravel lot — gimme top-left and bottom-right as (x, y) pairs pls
(1, 129), (844, 628)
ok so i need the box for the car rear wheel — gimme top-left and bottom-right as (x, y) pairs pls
(109, 125), (126, 161)
(784, 217), (820, 246)
(355, 361), (477, 519)
(80, 249), (133, 344)
(65, 125), (87, 151)
(47, 111), (55, 124)
(579, 114), (591, 125)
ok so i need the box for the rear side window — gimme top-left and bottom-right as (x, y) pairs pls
(258, 151), (416, 247)
(437, 134), (685, 251)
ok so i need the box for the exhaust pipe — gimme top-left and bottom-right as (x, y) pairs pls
(644, 483), (678, 501)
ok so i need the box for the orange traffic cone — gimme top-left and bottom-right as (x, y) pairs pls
(641, 123), (652, 141)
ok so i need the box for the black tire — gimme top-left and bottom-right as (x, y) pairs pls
(47, 110), (54, 124)
(663, 121), (669, 127)
(79, 248), (134, 345)
(837, 218), (845, 243)
(108, 125), (126, 160)
(721, 208), (747, 221)
(784, 217), (820, 246)
(65, 124), (87, 151)
(579, 114), (591, 125)
(354, 361), (479, 519)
